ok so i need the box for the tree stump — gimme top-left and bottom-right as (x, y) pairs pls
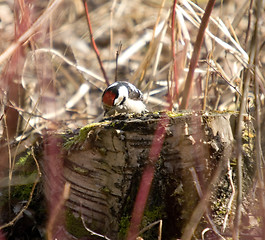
(62, 111), (254, 239)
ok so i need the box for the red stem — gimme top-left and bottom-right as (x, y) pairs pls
(180, 0), (216, 109)
(44, 134), (66, 240)
(127, 115), (169, 240)
(83, 0), (109, 86)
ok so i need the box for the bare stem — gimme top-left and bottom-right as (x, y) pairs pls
(171, 0), (179, 107)
(83, 0), (109, 86)
(181, 154), (224, 240)
(0, 0), (63, 65)
(127, 115), (169, 240)
(180, 0), (216, 110)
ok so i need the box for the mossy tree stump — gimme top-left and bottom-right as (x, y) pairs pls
(61, 111), (255, 239)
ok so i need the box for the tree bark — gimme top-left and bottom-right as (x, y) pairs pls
(63, 111), (252, 239)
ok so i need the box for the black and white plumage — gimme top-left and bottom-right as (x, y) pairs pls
(102, 81), (146, 115)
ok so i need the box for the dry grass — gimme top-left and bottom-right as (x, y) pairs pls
(0, 0), (265, 239)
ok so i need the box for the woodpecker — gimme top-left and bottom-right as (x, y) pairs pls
(102, 81), (146, 115)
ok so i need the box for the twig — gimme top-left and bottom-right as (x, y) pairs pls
(145, 6), (168, 100)
(182, 0), (249, 62)
(202, 228), (225, 240)
(136, 220), (162, 238)
(255, 65), (265, 238)
(0, 0), (63, 65)
(189, 167), (225, 239)
(244, 0), (254, 46)
(115, 42), (122, 82)
(0, 147), (41, 230)
(110, 0), (117, 59)
(233, 68), (248, 240)
(180, 0), (216, 109)
(222, 161), (235, 232)
(81, 215), (111, 240)
(171, 0), (179, 107)
(42, 83), (90, 119)
(205, 60), (241, 96)
(24, 48), (105, 83)
(117, 19), (166, 67)
(231, 0), (250, 29)
(2, 112), (12, 214)
(83, 0), (109, 86)
(202, 53), (211, 110)
(129, 9), (169, 85)
(253, 0), (265, 237)
(233, 1), (260, 236)
(158, 219), (162, 240)
(181, 151), (225, 240)
(233, 48), (253, 240)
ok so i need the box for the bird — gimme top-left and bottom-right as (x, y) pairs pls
(102, 81), (146, 116)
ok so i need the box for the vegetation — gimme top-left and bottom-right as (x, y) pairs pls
(0, 0), (264, 239)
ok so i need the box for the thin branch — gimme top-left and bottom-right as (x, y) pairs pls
(129, 6), (169, 86)
(171, 0), (179, 107)
(2, 112), (12, 214)
(253, 0), (265, 237)
(181, 151), (225, 240)
(81, 214), (112, 240)
(233, 64), (249, 240)
(115, 42), (122, 82)
(205, 60), (241, 96)
(233, 1), (260, 236)
(233, 48), (253, 240)
(25, 48), (105, 83)
(255, 66), (265, 238)
(202, 53), (211, 110)
(189, 167), (225, 239)
(0, 147), (41, 230)
(137, 220), (162, 237)
(0, 0), (63, 65)
(83, 0), (109, 86)
(244, 0), (254, 46)
(158, 220), (162, 240)
(222, 162), (235, 232)
(181, 0), (248, 62)
(202, 228), (225, 240)
(110, 0), (117, 59)
(180, 0), (216, 109)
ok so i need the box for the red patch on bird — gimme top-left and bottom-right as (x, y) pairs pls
(102, 90), (116, 106)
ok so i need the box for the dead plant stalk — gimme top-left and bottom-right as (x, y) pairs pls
(180, 0), (216, 110)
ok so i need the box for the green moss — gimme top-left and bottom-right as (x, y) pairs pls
(63, 121), (111, 150)
(12, 183), (34, 201)
(142, 206), (164, 226)
(8, 181), (46, 223)
(16, 150), (31, 167)
(100, 186), (111, 194)
(73, 166), (89, 175)
(166, 111), (185, 118)
(65, 209), (90, 238)
(118, 207), (164, 239)
(118, 215), (131, 239)
(138, 206), (164, 239)
(15, 150), (37, 175)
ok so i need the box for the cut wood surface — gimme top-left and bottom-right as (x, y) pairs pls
(62, 111), (254, 239)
